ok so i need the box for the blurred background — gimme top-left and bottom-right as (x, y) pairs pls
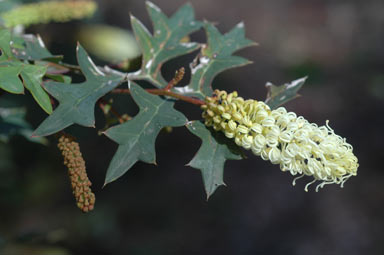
(1, 0), (384, 254)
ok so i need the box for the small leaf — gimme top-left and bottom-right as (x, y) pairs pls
(131, 1), (202, 87)
(103, 83), (187, 185)
(20, 64), (52, 114)
(265, 77), (307, 109)
(0, 28), (52, 113)
(0, 66), (24, 94)
(186, 121), (242, 199)
(33, 44), (123, 137)
(175, 22), (256, 99)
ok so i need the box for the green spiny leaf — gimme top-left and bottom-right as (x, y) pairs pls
(0, 65), (24, 94)
(187, 121), (242, 199)
(103, 83), (187, 185)
(131, 1), (202, 87)
(175, 22), (256, 99)
(265, 77), (307, 109)
(33, 44), (123, 137)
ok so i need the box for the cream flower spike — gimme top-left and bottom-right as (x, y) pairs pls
(201, 90), (358, 192)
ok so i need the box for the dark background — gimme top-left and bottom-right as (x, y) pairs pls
(1, 0), (383, 254)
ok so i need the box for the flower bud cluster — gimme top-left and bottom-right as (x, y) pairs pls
(202, 90), (358, 191)
(2, 1), (97, 28)
(58, 134), (95, 212)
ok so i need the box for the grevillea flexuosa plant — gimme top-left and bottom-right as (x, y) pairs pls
(0, 0), (358, 212)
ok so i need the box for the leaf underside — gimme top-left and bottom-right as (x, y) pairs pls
(187, 121), (242, 199)
(103, 83), (187, 185)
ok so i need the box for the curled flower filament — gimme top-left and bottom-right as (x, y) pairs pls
(201, 90), (358, 191)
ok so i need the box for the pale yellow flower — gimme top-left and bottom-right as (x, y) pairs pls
(201, 90), (358, 191)
(2, 1), (97, 28)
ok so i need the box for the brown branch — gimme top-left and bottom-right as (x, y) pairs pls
(147, 89), (205, 105)
(112, 66), (205, 106)
(112, 88), (205, 105)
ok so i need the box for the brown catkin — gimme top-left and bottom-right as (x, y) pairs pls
(58, 134), (95, 212)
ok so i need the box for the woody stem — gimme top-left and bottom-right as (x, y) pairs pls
(111, 88), (205, 106)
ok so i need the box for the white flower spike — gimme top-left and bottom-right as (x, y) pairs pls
(201, 90), (358, 191)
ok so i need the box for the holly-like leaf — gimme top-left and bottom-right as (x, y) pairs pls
(186, 121), (242, 199)
(0, 29), (52, 113)
(103, 83), (187, 185)
(265, 77), (307, 109)
(0, 65), (24, 94)
(131, 1), (202, 87)
(33, 44), (123, 137)
(175, 22), (256, 99)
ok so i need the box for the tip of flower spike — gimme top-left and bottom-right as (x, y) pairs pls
(304, 180), (316, 192)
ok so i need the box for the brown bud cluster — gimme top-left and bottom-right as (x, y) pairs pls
(58, 134), (95, 212)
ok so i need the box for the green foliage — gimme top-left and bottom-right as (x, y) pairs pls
(0, 65), (23, 94)
(0, 1), (308, 202)
(187, 121), (242, 199)
(33, 45), (123, 137)
(131, 1), (202, 87)
(175, 22), (256, 99)
(0, 29), (52, 114)
(265, 77), (307, 109)
(104, 83), (187, 185)
(11, 33), (61, 61)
